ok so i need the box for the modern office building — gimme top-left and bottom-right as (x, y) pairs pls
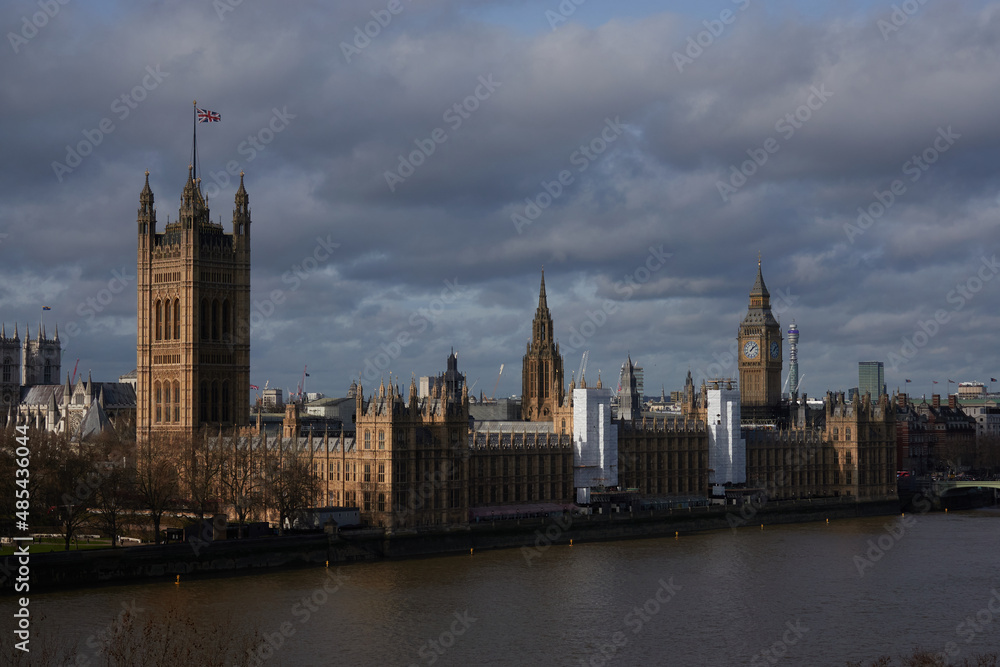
(859, 361), (886, 398)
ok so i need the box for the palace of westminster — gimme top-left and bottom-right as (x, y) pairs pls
(0, 167), (900, 529)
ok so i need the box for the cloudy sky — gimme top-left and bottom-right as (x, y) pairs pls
(3, 0), (1000, 403)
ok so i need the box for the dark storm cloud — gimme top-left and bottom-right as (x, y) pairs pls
(2, 0), (999, 397)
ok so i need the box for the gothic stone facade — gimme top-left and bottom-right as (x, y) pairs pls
(280, 374), (574, 529)
(744, 392), (897, 501)
(136, 169), (251, 442)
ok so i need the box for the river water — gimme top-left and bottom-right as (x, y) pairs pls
(28, 508), (1000, 666)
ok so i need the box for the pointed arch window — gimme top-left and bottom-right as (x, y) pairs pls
(164, 297), (171, 340)
(173, 298), (180, 339)
(173, 380), (180, 423)
(200, 299), (209, 340)
(155, 300), (163, 341)
(221, 380), (230, 423)
(199, 380), (209, 424)
(154, 381), (162, 423)
(222, 299), (231, 340)
(211, 381), (219, 422)
(211, 299), (220, 340)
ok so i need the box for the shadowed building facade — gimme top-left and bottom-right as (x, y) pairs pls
(136, 168), (251, 442)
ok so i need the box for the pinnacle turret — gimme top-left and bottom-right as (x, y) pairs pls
(538, 268), (548, 310)
(179, 164), (207, 227)
(233, 171), (251, 236)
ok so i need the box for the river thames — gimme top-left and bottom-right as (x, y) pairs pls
(29, 507), (1000, 666)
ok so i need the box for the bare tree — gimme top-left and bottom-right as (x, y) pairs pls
(91, 434), (138, 548)
(975, 434), (1000, 476)
(262, 440), (319, 534)
(181, 429), (225, 521)
(134, 433), (179, 544)
(220, 432), (261, 538)
(38, 437), (102, 551)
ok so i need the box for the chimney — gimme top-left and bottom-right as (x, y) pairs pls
(932, 394), (940, 408)
(898, 393), (907, 408)
(948, 394), (957, 409)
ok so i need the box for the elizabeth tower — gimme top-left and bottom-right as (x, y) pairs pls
(737, 259), (782, 421)
(136, 167), (251, 442)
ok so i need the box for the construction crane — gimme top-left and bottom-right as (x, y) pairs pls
(296, 365), (308, 400)
(577, 351), (589, 385)
(70, 358), (79, 384)
(491, 363), (504, 400)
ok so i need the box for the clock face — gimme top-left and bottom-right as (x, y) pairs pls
(743, 340), (759, 359)
(770, 341), (780, 359)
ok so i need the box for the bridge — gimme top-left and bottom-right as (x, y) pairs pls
(932, 480), (1000, 492)
(926, 480), (1000, 509)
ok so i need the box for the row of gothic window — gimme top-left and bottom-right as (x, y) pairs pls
(362, 430), (387, 449)
(153, 379), (231, 423)
(2, 359), (52, 384)
(153, 380), (181, 424)
(153, 298), (234, 342)
(154, 299), (181, 341)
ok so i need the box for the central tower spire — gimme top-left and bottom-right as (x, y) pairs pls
(522, 269), (565, 421)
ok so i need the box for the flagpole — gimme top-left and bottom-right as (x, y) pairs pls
(192, 100), (198, 182)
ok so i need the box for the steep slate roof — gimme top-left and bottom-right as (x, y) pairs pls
(75, 401), (113, 441)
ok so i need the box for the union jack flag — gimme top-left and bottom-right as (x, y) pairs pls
(197, 108), (221, 123)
